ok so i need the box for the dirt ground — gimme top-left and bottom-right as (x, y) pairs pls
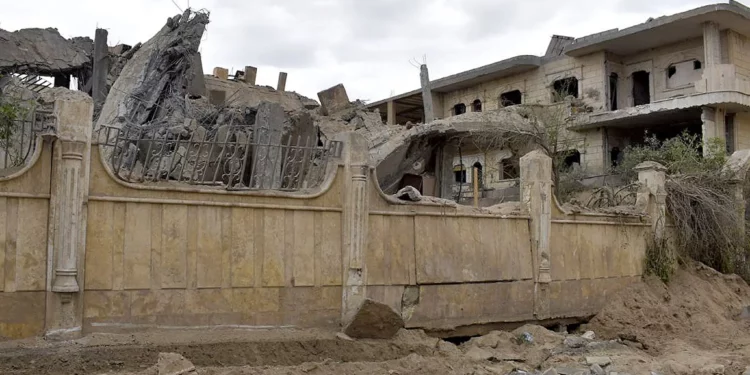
(2, 262), (750, 375)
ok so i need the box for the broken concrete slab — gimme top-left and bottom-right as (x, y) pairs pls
(318, 84), (351, 115)
(187, 53), (206, 97)
(96, 10), (209, 133)
(0, 27), (92, 74)
(395, 186), (422, 202)
(343, 299), (405, 339)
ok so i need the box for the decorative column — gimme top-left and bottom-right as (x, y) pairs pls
(45, 94), (93, 339)
(340, 132), (370, 325)
(520, 150), (552, 319)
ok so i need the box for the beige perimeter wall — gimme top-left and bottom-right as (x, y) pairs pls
(0, 130), (655, 339)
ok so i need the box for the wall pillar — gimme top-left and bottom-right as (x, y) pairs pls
(420, 64), (434, 124)
(45, 95), (94, 339)
(703, 21), (722, 67)
(634, 161), (667, 243)
(520, 150), (552, 320)
(386, 100), (396, 125)
(340, 132), (370, 325)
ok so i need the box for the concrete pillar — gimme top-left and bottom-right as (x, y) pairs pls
(340, 132), (370, 325)
(634, 161), (667, 243)
(721, 150), (750, 234)
(386, 100), (396, 125)
(703, 22), (722, 67)
(92, 28), (109, 115)
(277, 72), (287, 92)
(520, 150), (552, 320)
(251, 102), (286, 189)
(420, 64), (434, 123)
(244, 66), (257, 85)
(45, 95), (94, 339)
(702, 106), (726, 156)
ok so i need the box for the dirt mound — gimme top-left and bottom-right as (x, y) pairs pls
(586, 262), (750, 354)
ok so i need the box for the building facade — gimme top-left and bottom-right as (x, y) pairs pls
(367, 1), (750, 185)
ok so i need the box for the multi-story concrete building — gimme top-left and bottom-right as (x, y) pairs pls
(367, 1), (750, 194)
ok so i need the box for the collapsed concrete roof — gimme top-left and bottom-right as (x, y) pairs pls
(0, 28), (92, 74)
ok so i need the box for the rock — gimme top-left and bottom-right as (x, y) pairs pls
(698, 364), (725, 375)
(464, 346), (495, 361)
(343, 299), (404, 339)
(564, 336), (587, 348)
(555, 367), (590, 375)
(581, 331), (596, 340)
(543, 369), (559, 375)
(437, 340), (462, 356)
(739, 306), (750, 319)
(590, 364), (605, 375)
(395, 186), (422, 202)
(586, 356), (612, 367)
(335, 332), (354, 341)
(617, 333), (637, 342)
(156, 352), (196, 375)
(743, 366), (750, 375)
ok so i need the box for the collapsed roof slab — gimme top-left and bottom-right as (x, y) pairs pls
(0, 28), (92, 74)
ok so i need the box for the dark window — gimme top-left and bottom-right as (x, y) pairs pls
(632, 71), (650, 106)
(559, 150), (581, 170)
(453, 165), (466, 183)
(726, 113), (736, 154)
(472, 99), (482, 112)
(694, 60), (702, 70)
(611, 147), (622, 167)
(609, 73), (619, 111)
(499, 90), (522, 107)
(552, 77), (578, 102)
(667, 66), (677, 78)
(453, 103), (466, 115)
(501, 159), (519, 179)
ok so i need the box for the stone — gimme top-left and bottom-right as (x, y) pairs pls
(698, 364), (725, 375)
(590, 364), (605, 375)
(343, 299), (404, 339)
(581, 331), (596, 340)
(564, 336), (587, 348)
(464, 346), (495, 361)
(586, 357), (612, 367)
(156, 352), (196, 375)
(437, 340), (462, 356)
(317, 83), (351, 115)
(740, 306), (750, 319)
(555, 368), (590, 375)
(543, 369), (559, 375)
(742, 366), (750, 375)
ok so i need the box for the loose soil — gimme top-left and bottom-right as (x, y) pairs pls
(2, 262), (750, 375)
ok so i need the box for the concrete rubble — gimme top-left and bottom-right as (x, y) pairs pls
(0, 27), (92, 76)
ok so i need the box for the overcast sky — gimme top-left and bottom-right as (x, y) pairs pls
(2, 0), (723, 102)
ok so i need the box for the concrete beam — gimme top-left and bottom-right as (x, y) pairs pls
(92, 28), (109, 115)
(420, 65), (434, 123)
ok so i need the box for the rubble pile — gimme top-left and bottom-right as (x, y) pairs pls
(0, 27), (92, 76)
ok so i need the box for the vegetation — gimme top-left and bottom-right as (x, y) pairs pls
(616, 131), (749, 282)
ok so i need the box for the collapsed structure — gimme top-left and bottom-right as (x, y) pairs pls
(367, 0), (750, 205)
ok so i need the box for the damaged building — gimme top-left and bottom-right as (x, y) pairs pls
(367, 1), (750, 204)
